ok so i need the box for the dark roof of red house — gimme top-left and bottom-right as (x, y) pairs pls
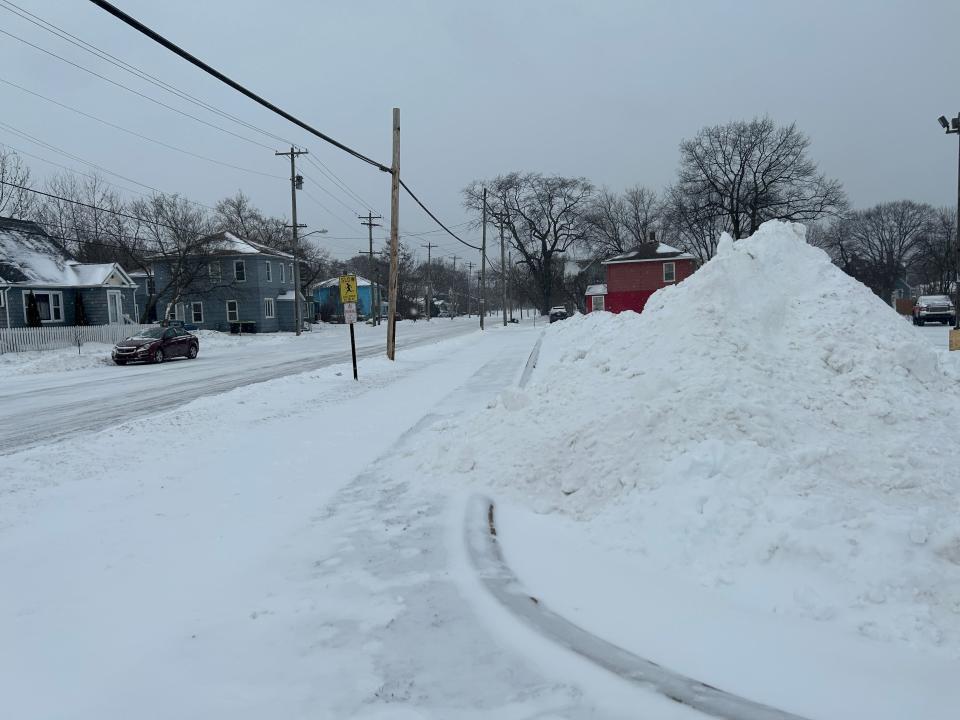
(603, 242), (694, 264)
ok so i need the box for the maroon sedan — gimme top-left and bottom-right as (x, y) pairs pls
(112, 326), (199, 365)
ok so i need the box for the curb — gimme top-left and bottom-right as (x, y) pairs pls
(465, 496), (813, 720)
(518, 333), (544, 388)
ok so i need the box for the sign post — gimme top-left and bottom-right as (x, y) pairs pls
(339, 275), (359, 380)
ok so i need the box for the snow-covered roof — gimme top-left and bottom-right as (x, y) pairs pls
(315, 274), (378, 289)
(603, 242), (694, 264)
(585, 283), (607, 296)
(0, 217), (135, 288)
(199, 232), (294, 259)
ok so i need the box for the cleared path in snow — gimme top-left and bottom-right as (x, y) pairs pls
(0, 319), (477, 455)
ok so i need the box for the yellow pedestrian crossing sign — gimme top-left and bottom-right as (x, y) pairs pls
(339, 274), (358, 303)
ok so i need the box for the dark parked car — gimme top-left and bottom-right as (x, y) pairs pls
(912, 295), (956, 326)
(112, 326), (199, 365)
(549, 306), (569, 323)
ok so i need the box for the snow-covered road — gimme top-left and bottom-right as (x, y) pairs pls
(0, 319), (478, 455)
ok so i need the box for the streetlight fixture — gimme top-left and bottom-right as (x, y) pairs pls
(937, 113), (960, 333)
(300, 229), (328, 239)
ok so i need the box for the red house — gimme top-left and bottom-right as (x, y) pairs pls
(585, 243), (696, 314)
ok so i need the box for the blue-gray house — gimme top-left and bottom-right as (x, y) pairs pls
(0, 216), (139, 329)
(152, 231), (312, 333)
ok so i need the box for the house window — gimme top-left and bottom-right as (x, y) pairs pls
(234, 260), (246, 282)
(265, 261), (272, 282)
(663, 262), (676, 283)
(226, 300), (239, 323)
(0, 289), (5, 308)
(264, 297), (276, 319)
(191, 301), (203, 323)
(279, 263), (285, 283)
(592, 295), (605, 312)
(209, 262), (222, 282)
(23, 290), (64, 323)
(166, 302), (185, 321)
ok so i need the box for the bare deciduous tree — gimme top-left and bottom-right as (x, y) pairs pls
(464, 172), (594, 314)
(676, 117), (846, 240)
(0, 148), (34, 218)
(819, 200), (934, 302)
(912, 208), (957, 295)
(128, 194), (215, 321)
(34, 173), (136, 265)
(583, 185), (661, 257)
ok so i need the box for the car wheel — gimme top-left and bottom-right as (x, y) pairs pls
(187, 344), (198, 359)
(153, 348), (165, 364)
(917, 319), (924, 326)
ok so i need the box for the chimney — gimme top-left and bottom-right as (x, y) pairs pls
(648, 229), (656, 243)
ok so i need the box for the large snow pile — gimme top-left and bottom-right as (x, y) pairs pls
(428, 221), (960, 655)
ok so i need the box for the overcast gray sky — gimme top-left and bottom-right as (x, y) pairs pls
(2, 0), (959, 261)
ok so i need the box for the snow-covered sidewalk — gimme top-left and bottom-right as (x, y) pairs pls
(0, 322), (698, 719)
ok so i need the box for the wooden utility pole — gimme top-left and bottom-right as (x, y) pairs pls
(387, 108), (400, 360)
(359, 212), (383, 324)
(448, 254), (460, 317)
(508, 249), (513, 321)
(275, 146), (308, 335)
(466, 261), (475, 317)
(421, 242), (436, 320)
(499, 219), (507, 326)
(480, 187), (486, 330)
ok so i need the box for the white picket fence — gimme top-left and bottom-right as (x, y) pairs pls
(0, 323), (154, 354)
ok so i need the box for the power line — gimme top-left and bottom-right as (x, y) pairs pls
(0, 27), (276, 151)
(0, 121), (217, 211)
(0, 76), (285, 181)
(85, 0), (490, 260)
(301, 172), (359, 216)
(304, 155), (377, 214)
(0, 0), (295, 149)
(1, 179), (192, 233)
(298, 188), (358, 232)
(0, 138), (153, 201)
(87, 0), (390, 173)
(398, 178), (480, 251)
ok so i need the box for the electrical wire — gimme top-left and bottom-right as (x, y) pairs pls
(304, 155), (377, 214)
(0, 0), (296, 149)
(0, 121), (217, 211)
(83, 0), (489, 257)
(300, 173), (359, 216)
(398, 179), (480, 251)
(1, 179), (193, 233)
(87, 0), (390, 173)
(0, 77), (285, 181)
(0, 28), (276, 151)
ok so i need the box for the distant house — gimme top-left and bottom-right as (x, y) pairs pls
(313, 275), (383, 321)
(152, 232), (311, 333)
(0, 216), (138, 329)
(587, 242), (696, 314)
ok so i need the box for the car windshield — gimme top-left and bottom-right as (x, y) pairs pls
(920, 296), (951, 304)
(130, 327), (165, 339)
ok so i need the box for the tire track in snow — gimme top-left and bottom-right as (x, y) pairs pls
(467, 496), (813, 720)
